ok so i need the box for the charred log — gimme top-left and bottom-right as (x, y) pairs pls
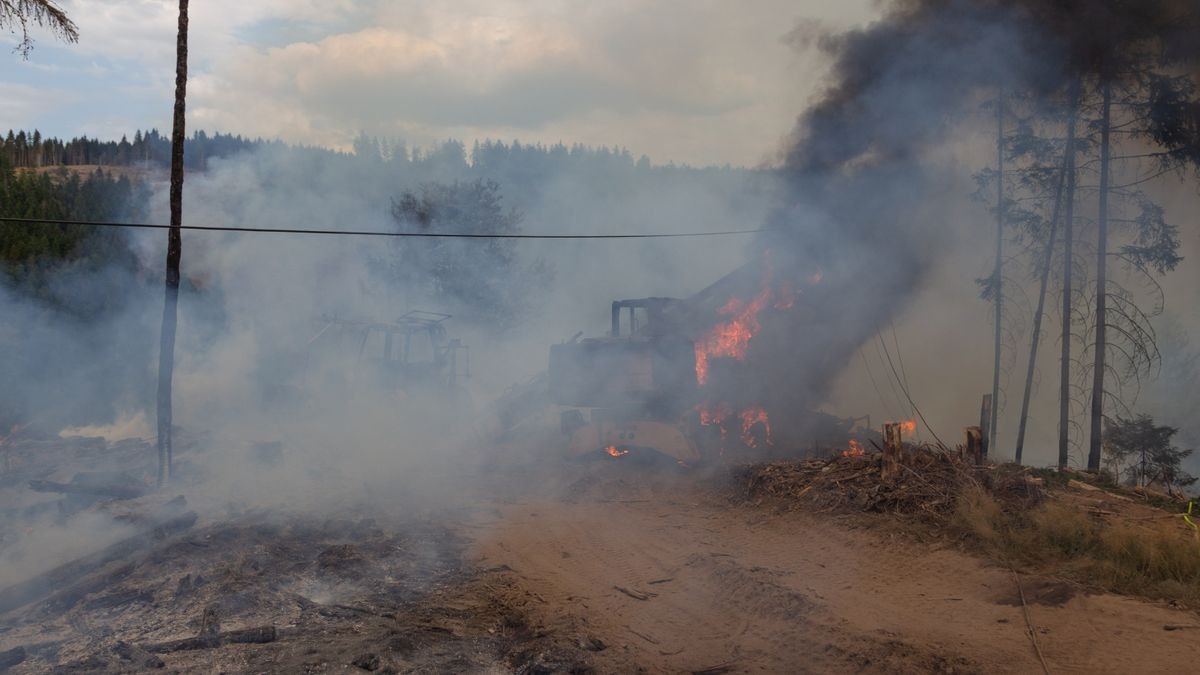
(142, 625), (278, 653)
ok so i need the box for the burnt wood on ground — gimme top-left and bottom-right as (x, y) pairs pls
(141, 625), (278, 653)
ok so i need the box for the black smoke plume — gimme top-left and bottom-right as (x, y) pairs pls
(723, 0), (1199, 442)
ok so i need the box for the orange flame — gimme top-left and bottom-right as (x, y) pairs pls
(699, 404), (771, 449)
(773, 281), (797, 310)
(604, 445), (629, 458)
(699, 404), (729, 427)
(896, 420), (917, 435)
(842, 438), (866, 458)
(738, 406), (771, 448)
(694, 284), (771, 385)
(808, 270), (824, 285)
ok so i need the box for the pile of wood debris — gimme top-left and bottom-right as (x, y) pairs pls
(735, 446), (1042, 517)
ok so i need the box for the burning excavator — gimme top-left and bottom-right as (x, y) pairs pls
(549, 297), (704, 464)
(538, 255), (861, 465)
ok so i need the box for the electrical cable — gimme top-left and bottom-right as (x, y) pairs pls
(878, 332), (948, 448)
(873, 335), (910, 418)
(859, 346), (899, 422)
(0, 216), (771, 240)
(889, 320), (919, 430)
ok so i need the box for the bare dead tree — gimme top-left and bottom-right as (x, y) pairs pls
(0, 0), (77, 57)
(1086, 79), (1113, 472)
(156, 0), (188, 486)
(990, 95), (1005, 456)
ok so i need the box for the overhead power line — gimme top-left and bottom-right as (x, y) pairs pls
(877, 332), (947, 449)
(0, 216), (771, 240)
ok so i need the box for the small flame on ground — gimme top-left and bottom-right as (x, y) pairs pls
(842, 438), (866, 458)
(604, 445), (629, 458)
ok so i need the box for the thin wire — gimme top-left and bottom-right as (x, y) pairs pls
(889, 320), (918, 423)
(878, 332), (948, 448)
(0, 216), (771, 240)
(859, 346), (899, 421)
(873, 336), (910, 417)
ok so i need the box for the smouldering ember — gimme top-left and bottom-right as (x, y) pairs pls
(842, 438), (866, 458)
(698, 403), (773, 449)
(698, 404), (729, 428)
(604, 445), (629, 458)
(738, 406), (771, 448)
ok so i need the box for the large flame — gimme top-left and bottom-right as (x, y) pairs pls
(694, 285), (771, 385)
(693, 263), (822, 386)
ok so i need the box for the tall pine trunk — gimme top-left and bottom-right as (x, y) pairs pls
(989, 95), (1004, 456)
(1014, 93), (1078, 463)
(1087, 79), (1112, 472)
(156, 0), (188, 486)
(1058, 79), (1081, 470)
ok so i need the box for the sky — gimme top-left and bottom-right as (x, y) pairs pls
(1, 0), (880, 167)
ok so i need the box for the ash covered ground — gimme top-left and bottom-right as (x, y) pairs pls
(3, 430), (1198, 674)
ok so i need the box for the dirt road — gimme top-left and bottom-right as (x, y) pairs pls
(467, 477), (1199, 674)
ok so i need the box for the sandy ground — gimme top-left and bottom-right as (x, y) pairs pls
(466, 475), (1200, 674)
(2, 437), (1199, 673)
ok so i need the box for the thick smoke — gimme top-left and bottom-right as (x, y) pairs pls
(732, 0), (1200, 450)
(0, 142), (771, 583)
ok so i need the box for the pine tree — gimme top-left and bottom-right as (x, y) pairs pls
(156, 0), (189, 486)
(0, 0), (78, 57)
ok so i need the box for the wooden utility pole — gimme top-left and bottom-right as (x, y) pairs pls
(1087, 80), (1112, 473)
(156, 0), (188, 486)
(989, 95), (1004, 457)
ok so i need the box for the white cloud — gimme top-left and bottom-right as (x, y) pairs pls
(0, 82), (78, 128)
(20, 1), (881, 165)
